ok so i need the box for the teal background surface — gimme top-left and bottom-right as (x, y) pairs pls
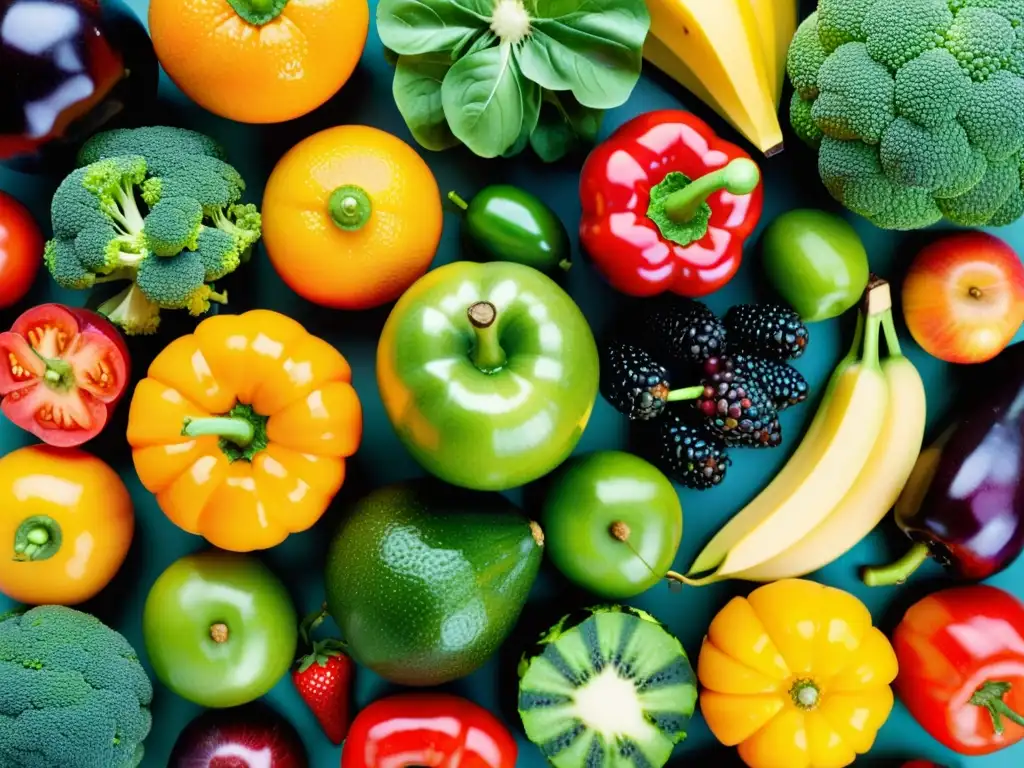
(2, 0), (1024, 765)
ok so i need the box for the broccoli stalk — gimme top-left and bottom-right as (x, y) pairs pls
(43, 126), (262, 334)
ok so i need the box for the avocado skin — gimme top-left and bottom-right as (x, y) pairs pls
(324, 479), (543, 686)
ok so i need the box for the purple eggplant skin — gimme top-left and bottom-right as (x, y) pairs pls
(0, 0), (158, 173)
(868, 344), (1024, 586)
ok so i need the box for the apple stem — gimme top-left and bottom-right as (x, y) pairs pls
(969, 286), (983, 299)
(609, 521), (631, 542)
(467, 301), (507, 372)
(529, 521), (545, 547)
(209, 623), (229, 644)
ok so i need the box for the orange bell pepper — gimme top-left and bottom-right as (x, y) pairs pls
(126, 310), (362, 552)
(698, 579), (898, 768)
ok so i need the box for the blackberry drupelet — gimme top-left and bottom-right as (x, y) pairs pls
(639, 297), (727, 368)
(696, 356), (781, 447)
(600, 341), (672, 420)
(732, 354), (809, 410)
(637, 408), (731, 490)
(724, 304), (809, 360)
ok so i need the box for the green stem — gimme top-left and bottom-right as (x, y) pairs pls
(448, 191), (470, 211)
(971, 682), (1024, 735)
(182, 416), (255, 447)
(663, 158), (760, 223)
(224, 0), (289, 25)
(861, 310), (882, 370)
(13, 516), (62, 562)
(789, 679), (821, 711)
(881, 310), (903, 357)
(467, 302), (507, 372)
(861, 541), (931, 586)
(666, 385), (705, 402)
(299, 604), (329, 647)
(558, 258), (572, 272)
(209, 289), (229, 305)
(328, 185), (373, 232)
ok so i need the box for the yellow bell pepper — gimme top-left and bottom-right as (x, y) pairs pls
(698, 579), (897, 768)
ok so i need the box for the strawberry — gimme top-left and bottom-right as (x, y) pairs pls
(292, 606), (354, 745)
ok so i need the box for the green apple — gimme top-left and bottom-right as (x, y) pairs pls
(142, 551), (297, 708)
(761, 209), (869, 322)
(377, 261), (599, 491)
(541, 451), (683, 599)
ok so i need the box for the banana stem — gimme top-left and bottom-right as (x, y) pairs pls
(861, 541), (931, 586)
(881, 310), (903, 356)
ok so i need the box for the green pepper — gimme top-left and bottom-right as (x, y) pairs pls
(448, 185), (572, 275)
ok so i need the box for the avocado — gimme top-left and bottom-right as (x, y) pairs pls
(324, 479), (544, 686)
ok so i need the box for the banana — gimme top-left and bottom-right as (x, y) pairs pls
(684, 282), (893, 584)
(643, 0), (784, 155)
(734, 352), (926, 582)
(747, 0), (798, 107)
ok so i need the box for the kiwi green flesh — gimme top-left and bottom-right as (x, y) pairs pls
(518, 606), (696, 768)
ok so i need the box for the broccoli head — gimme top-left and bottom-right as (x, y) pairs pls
(0, 605), (152, 768)
(43, 126), (262, 334)
(789, 0), (1024, 229)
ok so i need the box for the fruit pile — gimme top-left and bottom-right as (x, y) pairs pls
(600, 299), (811, 490)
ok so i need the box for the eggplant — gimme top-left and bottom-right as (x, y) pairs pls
(863, 343), (1024, 586)
(0, 0), (158, 172)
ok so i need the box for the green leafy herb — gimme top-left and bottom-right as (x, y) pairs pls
(378, 0), (649, 160)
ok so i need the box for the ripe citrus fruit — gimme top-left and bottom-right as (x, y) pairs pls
(262, 126), (443, 310)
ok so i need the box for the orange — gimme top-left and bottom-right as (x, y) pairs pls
(149, 0), (368, 124)
(262, 125), (444, 310)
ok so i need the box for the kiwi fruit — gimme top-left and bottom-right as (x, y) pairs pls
(517, 605), (696, 768)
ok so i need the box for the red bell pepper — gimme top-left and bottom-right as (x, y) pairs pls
(341, 693), (517, 768)
(579, 109), (763, 298)
(893, 585), (1024, 756)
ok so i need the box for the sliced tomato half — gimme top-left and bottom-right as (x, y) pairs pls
(0, 303), (130, 446)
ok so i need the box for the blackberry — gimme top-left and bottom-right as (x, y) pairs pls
(638, 297), (727, 368)
(600, 341), (671, 420)
(732, 354), (809, 410)
(724, 304), (809, 360)
(696, 356), (782, 447)
(636, 408), (731, 490)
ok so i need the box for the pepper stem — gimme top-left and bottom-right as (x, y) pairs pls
(861, 541), (931, 586)
(666, 385), (705, 402)
(224, 0), (289, 26)
(448, 191), (470, 211)
(182, 416), (255, 447)
(789, 679), (821, 711)
(970, 681), (1024, 735)
(328, 185), (373, 232)
(663, 158), (760, 223)
(467, 302), (507, 372)
(13, 516), (62, 562)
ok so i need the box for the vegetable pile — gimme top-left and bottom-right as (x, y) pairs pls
(45, 126), (262, 335)
(789, 0), (1024, 229)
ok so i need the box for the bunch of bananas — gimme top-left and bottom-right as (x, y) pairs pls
(643, 0), (796, 156)
(683, 278), (927, 583)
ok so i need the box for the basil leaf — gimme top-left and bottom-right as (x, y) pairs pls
(442, 43), (525, 158)
(393, 53), (461, 151)
(529, 90), (602, 162)
(502, 57), (542, 158)
(377, 0), (488, 56)
(517, 0), (649, 109)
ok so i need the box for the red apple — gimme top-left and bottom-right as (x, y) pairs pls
(169, 702), (307, 768)
(902, 232), (1024, 364)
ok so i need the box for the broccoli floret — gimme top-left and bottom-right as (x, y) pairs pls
(788, 0), (1024, 228)
(788, 13), (829, 99)
(43, 126), (262, 334)
(817, 0), (874, 52)
(97, 284), (162, 336)
(945, 7), (1015, 80)
(864, 0), (952, 71)
(0, 606), (152, 768)
(813, 42), (896, 143)
(144, 197), (203, 257)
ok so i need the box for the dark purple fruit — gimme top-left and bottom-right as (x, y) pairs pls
(696, 357), (781, 448)
(600, 341), (672, 421)
(724, 304), (809, 360)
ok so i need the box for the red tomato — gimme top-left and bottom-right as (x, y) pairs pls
(0, 304), (130, 446)
(0, 191), (42, 308)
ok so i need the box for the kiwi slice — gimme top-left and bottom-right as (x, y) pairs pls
(517, 605), (696, 768)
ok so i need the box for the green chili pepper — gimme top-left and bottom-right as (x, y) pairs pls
(448, 185), (572, 275)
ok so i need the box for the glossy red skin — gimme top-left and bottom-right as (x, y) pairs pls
(0, 303), (129, 446)
(894, 585), (1024, 756)
(341, 694), (517, 768)
(0, 192), (41, 308)
(169, 702), (307, 768)
(579, 109), (763, 298)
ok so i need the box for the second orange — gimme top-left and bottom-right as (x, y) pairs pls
(262, 125), (443, 310)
